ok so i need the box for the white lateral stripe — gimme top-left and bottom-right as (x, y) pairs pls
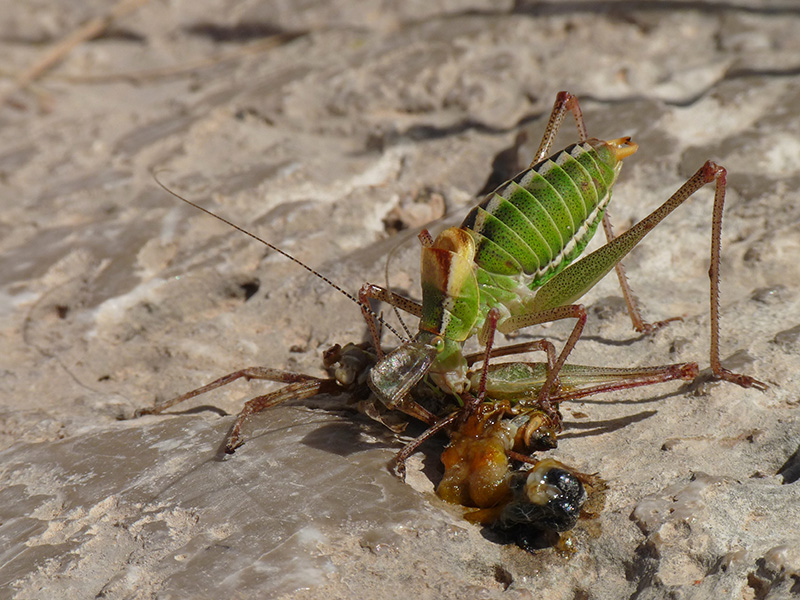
(520, 189), (612, 287)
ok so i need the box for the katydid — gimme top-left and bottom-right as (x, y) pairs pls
(365, 91), (766, 427)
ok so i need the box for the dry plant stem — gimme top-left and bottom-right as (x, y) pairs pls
(0, 0), (150, 107)
(57, 33), (304, 84)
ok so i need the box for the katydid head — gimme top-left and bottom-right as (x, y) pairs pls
(322, 343), (376, 389)
(589, 136), (638, 167)
(606, 136), (638, 161)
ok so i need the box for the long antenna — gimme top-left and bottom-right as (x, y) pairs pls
(153, 171), (407, 343)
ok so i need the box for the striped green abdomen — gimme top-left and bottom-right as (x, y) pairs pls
(462, 140), (620, 291)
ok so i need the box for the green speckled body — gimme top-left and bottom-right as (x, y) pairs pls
(459, 139), (623, 326)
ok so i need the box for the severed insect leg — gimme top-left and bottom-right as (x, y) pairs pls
(224, 378), (342, 452)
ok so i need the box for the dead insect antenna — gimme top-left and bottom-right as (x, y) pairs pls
(151, 170), (407, 343)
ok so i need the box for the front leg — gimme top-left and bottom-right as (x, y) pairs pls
(358, 282), (422, 358)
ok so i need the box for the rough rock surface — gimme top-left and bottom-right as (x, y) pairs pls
(1, 2), (799, 599)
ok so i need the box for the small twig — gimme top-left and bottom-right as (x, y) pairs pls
(54, 32), (306, 84)
(0, 0), (149, 108)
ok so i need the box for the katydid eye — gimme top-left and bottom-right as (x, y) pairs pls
(434, 336), (445, 353)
